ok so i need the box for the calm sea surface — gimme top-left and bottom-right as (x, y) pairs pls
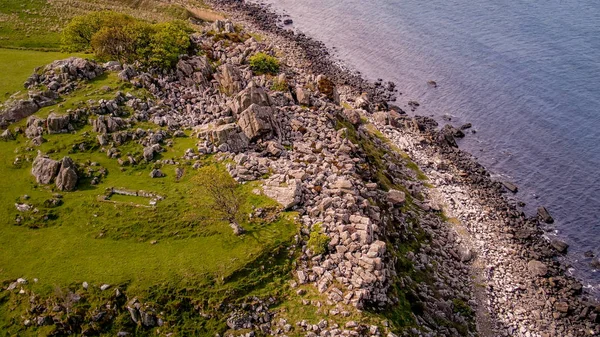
(253, 0), (600, 292)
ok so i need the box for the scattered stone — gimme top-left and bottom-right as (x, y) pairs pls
(527, 260), (548, 277)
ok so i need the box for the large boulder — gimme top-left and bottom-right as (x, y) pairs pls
(237, 104), (275, 141)
(215, 64), (245, 96)
(55, 157), (78, 191)
(32, 154), (60, 184)
(231, 81), (271, 115)
(46, 113), (71, 134)
(0, 100), (39, 125)
(209, 123), (249, 153)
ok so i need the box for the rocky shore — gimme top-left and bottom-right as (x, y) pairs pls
(205, 1), (600, 336)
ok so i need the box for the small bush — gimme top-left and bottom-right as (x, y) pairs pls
(249, 52), (280, 75)
(307, 223), (329, 255)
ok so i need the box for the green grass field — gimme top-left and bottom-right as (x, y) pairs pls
(0, 44), (301, 335)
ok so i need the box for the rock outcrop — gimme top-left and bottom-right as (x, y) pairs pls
(55, 157), (78, 191)
(32, 154), (61, 184)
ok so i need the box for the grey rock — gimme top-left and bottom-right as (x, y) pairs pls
(55, 157), (78, 191)
(237, 104), (275, 141)
(32, 153), (60, 184)
(232, 81), (271, 115)
(46, 113), (70, 134)
(0, 99), (39, 124)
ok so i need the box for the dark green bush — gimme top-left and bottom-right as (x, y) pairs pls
(248, 52), (280, 75)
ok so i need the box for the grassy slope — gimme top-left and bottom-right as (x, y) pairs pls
(0, 35), (300, 335)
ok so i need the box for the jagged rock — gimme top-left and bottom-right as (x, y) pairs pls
(0, 100), (39, 124)
(387, 189), (406, 205)
(46, 113), (70, 134)
(438, 124), (459, 148)
(527, 260), (548, 277)
(205, 123), (249, 153)
(55, 157), (78, 191)
(32, 154), (60, 184)
(232, 81), (271, 115)
(143, 145), (159, 162)
(118, 65), (137, 81)
(263, 177), (301, 210)
(237, 104), (275, 141)
(215, 64), (245, 95)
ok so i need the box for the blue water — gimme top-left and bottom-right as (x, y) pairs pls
(254, 0), (600, 290)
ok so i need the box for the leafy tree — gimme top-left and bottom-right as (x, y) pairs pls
(248, 52), (280, 75)
(61, 11), (134, 52)
(90, 26), (134, 63)
(196, 166), (245, 235)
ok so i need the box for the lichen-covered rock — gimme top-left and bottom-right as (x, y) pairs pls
(32, 153), (60, 184)
(237, 104), (275, 141)
(55, 157), (78, 191)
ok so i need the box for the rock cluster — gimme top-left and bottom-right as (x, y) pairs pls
(32, 153), (78, 191)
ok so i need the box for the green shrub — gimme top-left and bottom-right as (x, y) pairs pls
(248, 52), (280, 75)
(148, 21), (193, 69)
(61, 12), (192, 69)
(307, 223), (329, 255)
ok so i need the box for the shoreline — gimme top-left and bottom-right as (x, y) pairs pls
(207, 0), (600, 335)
